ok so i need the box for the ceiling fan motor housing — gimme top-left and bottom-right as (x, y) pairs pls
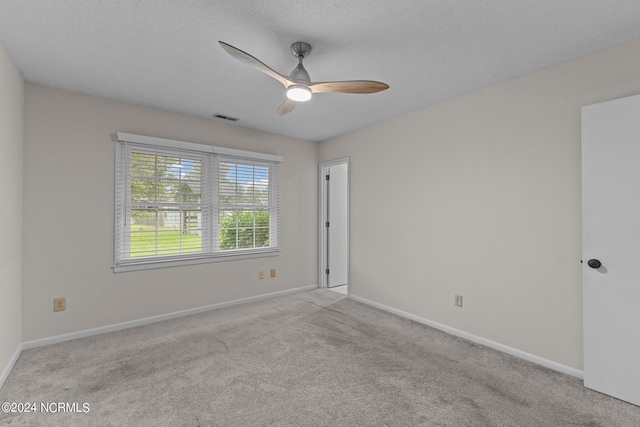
(290, 63), (310, 82)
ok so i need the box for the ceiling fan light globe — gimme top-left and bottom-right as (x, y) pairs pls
(287, 86), (312, 102)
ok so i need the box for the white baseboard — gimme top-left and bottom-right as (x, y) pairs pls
(349, 294), (583, 379)
(22, 284), (318, 351)
(7, 285), (581, 390)
(2, 285), (317, 389)
(0, 345), (22, 390)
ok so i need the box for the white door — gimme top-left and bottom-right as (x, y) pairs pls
(582, 93), (640, 407)
(322, 161), (348, 288)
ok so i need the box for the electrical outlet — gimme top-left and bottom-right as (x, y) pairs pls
(270, 269), (276, 278)
(259, 271), (265, 280)
(455, 295), (463, 307)
(54, 297), (66, 312)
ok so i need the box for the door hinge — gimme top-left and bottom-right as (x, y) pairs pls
(326, 221), (330, 227)
(326, 174), (330, 180)
(325, 269), (330, 275)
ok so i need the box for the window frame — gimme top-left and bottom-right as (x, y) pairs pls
(113, 132), (282, 273)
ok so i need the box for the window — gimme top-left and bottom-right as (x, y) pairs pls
(114, 133), (281, 272)
(218, 160), (275, 251)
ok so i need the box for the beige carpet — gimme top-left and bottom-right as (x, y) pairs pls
(1, 289), (639, 426)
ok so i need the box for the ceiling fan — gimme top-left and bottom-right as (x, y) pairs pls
(218, 41), (389, 116)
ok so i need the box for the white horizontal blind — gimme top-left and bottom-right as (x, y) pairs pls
(115, 143), (211, 264)
(114, 133), (281, 271)
(218, 157), (279, 255)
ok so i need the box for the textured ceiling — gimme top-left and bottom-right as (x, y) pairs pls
(1, 1), (640, 142)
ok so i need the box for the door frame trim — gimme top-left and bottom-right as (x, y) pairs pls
(319, 157), (350, 291)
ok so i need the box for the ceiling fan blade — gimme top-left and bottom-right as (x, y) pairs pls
(218, 41), (292, 88)
(277, 98), (296, 116)
(309, 80), (389, 94)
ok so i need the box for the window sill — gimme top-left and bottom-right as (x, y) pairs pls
(113, 250), (280, 273)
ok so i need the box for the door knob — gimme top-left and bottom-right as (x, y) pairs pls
(587, 259), (602, 269)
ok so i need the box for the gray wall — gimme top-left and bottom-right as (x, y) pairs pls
(319, 38), (640, 371)
(22, 84), (318, 341)
(0, 43), (24, 380)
